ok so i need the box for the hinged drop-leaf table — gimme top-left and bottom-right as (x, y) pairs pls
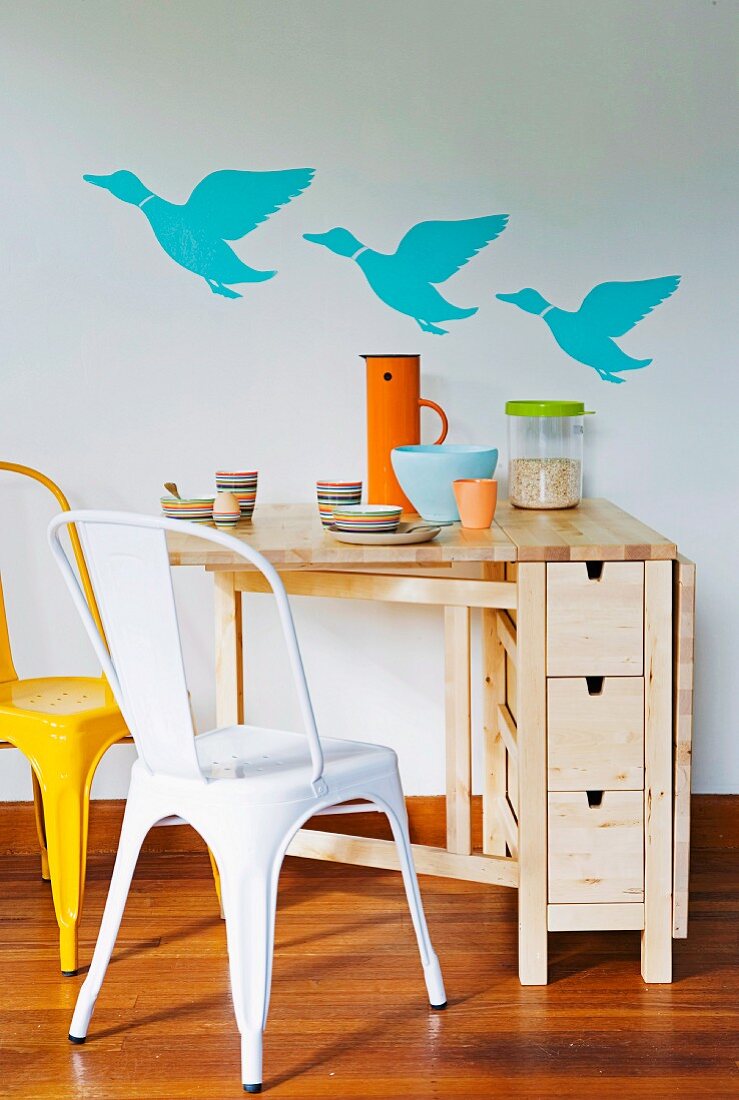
(168, 500), (694, 986)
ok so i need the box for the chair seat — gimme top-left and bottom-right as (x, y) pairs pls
(0, 676), (124, 738)
(195, 724), (398, 803)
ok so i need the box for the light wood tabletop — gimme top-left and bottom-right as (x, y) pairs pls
(167, 502), (517, 567)
(494, 498), (677, 561)
(167, 499), (677, 567)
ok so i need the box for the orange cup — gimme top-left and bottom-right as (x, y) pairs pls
(453, 478), (498, 529)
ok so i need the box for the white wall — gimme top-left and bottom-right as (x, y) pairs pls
(1, 0), (736, 797)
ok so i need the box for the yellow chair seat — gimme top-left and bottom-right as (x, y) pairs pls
(0, 675), (122, 728)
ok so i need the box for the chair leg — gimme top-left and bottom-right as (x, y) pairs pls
(15, 729), (116, 974)
(207, 847), (224, 918)
(40, 764), (95, 975)
(30, 769), (50, 882)
(69, 795), (151, 1043)
(377, 781), (447, 1009)
(219, 851), (281, 1094)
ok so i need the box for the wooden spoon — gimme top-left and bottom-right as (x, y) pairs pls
(163, 482), (181, 499)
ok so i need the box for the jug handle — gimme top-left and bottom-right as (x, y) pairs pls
(419, 398), (449, 444)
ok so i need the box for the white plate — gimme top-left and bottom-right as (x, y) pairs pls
(327, 522), (442, 546)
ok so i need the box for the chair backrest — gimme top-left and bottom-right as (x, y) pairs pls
(0, 463), (107, 684)
(0, 577), (17, 685)
(48, 511), (326, 789)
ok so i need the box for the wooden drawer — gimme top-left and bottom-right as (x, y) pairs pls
(548, 790), (644, 903)
(547, 678), (644, 791)
(547, 562), (644, 676)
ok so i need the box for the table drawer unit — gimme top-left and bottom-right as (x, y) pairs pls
(548, 790), (644, 904)
(546, 562), (644, 676)
(547, 677), (644, 791)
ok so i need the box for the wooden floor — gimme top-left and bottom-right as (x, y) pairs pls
(0, 815), (737, 1098)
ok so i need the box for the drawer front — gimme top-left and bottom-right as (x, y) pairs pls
(547, 678), (644, 791)
(548, 790), (644, 903)
(547, 562), (644, 676)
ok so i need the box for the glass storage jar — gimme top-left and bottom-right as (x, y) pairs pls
(506, 400), (592, 509)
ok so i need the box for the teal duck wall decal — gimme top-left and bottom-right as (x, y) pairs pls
(83, 168), (315, 297)
(496, 276), (681, 383)
(303, 215), (509, 334)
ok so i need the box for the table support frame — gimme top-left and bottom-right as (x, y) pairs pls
(211, 565), (519, 891)
(208, 556), (677, 985)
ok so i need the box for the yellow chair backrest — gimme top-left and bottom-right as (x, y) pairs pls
(0, 462), (106, 679)
(0, 575), (17, 685)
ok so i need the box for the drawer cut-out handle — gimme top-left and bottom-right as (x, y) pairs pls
(586, 676), (604, 696)
(585, 561), (604, 581)
(586, 790), (604, 808)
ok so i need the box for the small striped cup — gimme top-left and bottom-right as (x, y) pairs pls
(316, 480), (362, 527)
(216, 470), (258, 519)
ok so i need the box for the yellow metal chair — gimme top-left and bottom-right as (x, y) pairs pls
(0, 462), (130, 975)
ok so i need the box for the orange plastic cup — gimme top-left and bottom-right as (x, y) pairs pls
(453, 478), (498, 529)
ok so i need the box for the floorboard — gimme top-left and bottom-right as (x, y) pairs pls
(0, 836), (737, 1097)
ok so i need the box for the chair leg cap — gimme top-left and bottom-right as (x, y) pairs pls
(68, 1034), (86, 1045)
(430, 1001), (447, 1010)
(62, 970), (79, 978)
(243, 1085), (262, 1094)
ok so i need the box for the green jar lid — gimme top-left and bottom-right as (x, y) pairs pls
(505, 400), (594, 417)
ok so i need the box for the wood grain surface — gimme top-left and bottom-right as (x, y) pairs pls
(0, 797), (736, 1098)
(494, 498), (677, 562)
(166, 500), (677, 570)
(673, 556), (696, 938)
(166, 504), (516, 567)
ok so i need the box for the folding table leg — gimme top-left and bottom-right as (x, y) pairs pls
(214, 571), (244, 727)
(516, 563), (548, 985)
(444, 605), (472, 855)
(482, 563), (507, 856)
(641, 560), (673, 983)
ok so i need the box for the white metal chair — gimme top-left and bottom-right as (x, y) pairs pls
(48, 511), (446, 1094)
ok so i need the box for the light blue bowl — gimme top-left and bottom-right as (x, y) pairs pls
(391, 444), (499, 523)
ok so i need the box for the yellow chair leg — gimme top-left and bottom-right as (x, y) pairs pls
(59, 922), (79, 978)
(31, 769), (51, 882)
(36, 759), (94, 976)
(208, 847), (224, 918)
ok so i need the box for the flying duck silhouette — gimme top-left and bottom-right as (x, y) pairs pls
(304, 215), (509, 334)
(83, 168), (315, 297)
(496, 276), (681, 383)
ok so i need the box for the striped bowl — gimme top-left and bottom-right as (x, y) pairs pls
(161, 495), (215, 523)
(331, 504), (402, 533)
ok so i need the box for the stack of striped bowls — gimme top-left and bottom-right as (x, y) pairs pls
(215, 470), (258, 519)
(160, 495), (215, 523)
(331, 504), (402, 533)
(316, 480), (362, 527)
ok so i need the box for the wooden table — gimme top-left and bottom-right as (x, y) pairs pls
(168, 500), (695, 986)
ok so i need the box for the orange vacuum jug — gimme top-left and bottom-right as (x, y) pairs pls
(362, 355), (448, 510)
